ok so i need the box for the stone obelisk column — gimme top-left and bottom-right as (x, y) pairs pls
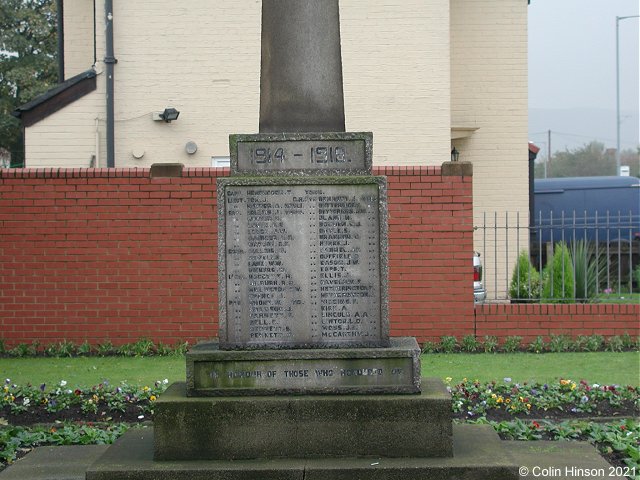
(259, 0), (345, 133)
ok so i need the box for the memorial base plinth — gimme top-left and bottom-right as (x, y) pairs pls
(86, 424), (519, 480)
(154, 378), (451, 461)
(186, 337), (421, 396)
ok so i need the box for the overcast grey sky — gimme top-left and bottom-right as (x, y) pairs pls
(529, 0), (639, 110)
(528, 0), (639, 152)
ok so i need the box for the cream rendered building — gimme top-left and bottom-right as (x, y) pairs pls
(15, 0), (530, 298)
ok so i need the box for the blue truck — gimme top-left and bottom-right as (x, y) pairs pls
(531, 176), (639, 287)
(533, 176), (640, 245)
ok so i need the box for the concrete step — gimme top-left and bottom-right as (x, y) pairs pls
(87, 424), (518, 480)
(154, 378), (452, 460)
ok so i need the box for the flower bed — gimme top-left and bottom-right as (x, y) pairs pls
(1, 379), (166, 426)
(447, 378), (639, 420)
(468, 418), (639, 474)
(0, 378), (638, 477)
(448, 378), (639, 477)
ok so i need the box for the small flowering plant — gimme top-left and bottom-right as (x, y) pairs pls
(0, 423), (131, 466)
(464, 418), (640, 472)
(0, 378), (169, 420)
(444, 377), (639, 419)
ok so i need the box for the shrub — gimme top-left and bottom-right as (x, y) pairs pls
(97, 340), (114, 357)
(44, 340), (77, 358)
(582, 335), (604, 352)
(29, 341), (41, 356)
(130, 338), (156, 357)
(156, 342), (173, 356)
(502, 336), (522, 353)
(571, 240), (608, 302)
(548, 334), (572, 353)
(509, 251), (541, 301)
(9, 343), (35, 357)
(116, 343), (136, 357)
(439, 336), (458, 353)
(482, 336), (498, 353)
(172, 341), (190, 356)
(421, 341), (437, 354)
(528, 336), (546, 354)
(77, 341), (93, 356)
(0, 339), (192, 358)
(541, 243), (574, 303)
(620, 333), (636, 350)
(461, 335), (480, 353)
(606, 336), (624, 352)
(574, 335), (590, 352)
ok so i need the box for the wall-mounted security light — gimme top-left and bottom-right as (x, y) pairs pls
(451, 147), (460, 162)
(160, 107), (180, 122)
(152, 107), (180, 123)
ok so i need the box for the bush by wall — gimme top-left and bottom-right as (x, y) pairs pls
(509, 250), (540, 301)
(541, 243), (574, 303)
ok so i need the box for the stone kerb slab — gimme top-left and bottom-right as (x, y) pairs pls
(218, 175), (389, 350)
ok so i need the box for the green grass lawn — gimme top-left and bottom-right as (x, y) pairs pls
(422, 352), (640, 385)
(595, 292), (640, 304)
(0, 356), (185, 389)
(0, 352), (638, 388)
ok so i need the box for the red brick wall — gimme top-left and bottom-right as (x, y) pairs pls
(1, 166), (637, 347)
(382, 166), (475, 340)
(0, 168), (223, 345)
(475, 303), (639, 343)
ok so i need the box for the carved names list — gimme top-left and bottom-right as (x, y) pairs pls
(224, 184), (381, 347)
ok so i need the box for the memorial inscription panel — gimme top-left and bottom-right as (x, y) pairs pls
(219, 179), (388, 349)
(229, 133), (372, 176)
(237, 140), (365, 173)
(193, 358), (414, 395)
(186, 338), (421, 396)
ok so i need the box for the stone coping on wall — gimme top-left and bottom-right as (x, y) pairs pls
(476, 302), (639, 315)
(0, 167), (230, 179)
(0, 164), (461, 180)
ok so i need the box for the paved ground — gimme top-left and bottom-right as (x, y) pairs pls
(0, 425), (625, 480)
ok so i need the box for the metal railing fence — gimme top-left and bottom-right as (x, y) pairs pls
(475, 210), (639, 303)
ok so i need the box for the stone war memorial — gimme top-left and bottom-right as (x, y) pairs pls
(1, 2), (623, 480)
(85, 1), (515, 477)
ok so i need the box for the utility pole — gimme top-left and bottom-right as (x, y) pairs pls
(546, 129), (551, 178)
(616, 15), (640, 176)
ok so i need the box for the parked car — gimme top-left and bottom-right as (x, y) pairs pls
(474, 252), (486, 303)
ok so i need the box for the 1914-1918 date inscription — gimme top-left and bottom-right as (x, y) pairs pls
(248, 145), (350, 164)
(221, 183), (384, 349)
(235, 139), (366, 173)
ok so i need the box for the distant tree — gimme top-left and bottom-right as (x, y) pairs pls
(620, 148), (640, 178)
(534, 141), (640, 179)
(0, 0), (58, 167)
